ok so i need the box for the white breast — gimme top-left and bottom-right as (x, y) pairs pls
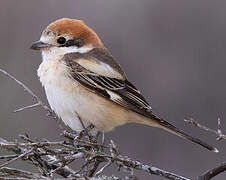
(37, 54), (131, 133)
(38, 58), (86, 132)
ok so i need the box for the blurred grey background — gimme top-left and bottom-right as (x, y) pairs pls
(0, 0), (226, 179)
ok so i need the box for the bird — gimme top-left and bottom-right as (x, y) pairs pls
(30, 18), (218, 152)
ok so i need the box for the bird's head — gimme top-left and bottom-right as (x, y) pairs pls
(30, 18), (103, 58)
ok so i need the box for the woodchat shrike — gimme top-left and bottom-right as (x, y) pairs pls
(30, 18), (218, 152)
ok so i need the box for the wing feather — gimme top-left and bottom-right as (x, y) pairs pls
(63, 48), (218, 153)
(63, 48), (152, 117)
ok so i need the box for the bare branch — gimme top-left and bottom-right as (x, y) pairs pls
(0, 167), (49, 179)
(14, 102), (41, 112)
(79, 149), (190, 180)
(1, 68), (225, 180)
(184, 118), (226, 141)
(0, 140), (71, 149)
(0, 137), (78, 178)
(197, 162), (226, 180)
(0, 134), (191, 180)
(0, 68), (52, 114)
(0, 149), (33, 168)
(0, 155), (18, 160)
(0, 68), (68, 131)
(95, 160), (112, 176)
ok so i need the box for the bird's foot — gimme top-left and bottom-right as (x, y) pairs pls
(79, 124), (95, 139)
(73, 124), (95, 147)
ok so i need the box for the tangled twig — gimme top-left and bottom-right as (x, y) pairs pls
(1, 68), (226, 180)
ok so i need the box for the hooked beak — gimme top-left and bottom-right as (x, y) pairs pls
(30, 40), (52, 50)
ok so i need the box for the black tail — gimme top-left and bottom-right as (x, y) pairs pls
(147, 114), (218, 152)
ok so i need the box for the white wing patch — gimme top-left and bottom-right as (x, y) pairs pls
(106, 90), (129, 107)
(106, 90), (121, 100)
(76, 58), (124, 80)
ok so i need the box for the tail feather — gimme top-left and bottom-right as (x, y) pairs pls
(143, 114), (218, 153)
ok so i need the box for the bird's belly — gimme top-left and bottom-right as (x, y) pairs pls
(44, 81), (84, 132)
(44, 81), (129, 132)
(38, 60), (130, 132)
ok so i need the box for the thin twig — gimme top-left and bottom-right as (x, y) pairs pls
(14, 102), (41, 112)
(0, 68), (69, 132)
(0, 154), (18, 160)
(1, 68), (225, 179)
(95, 160), (112, 176)
(0, 140), (69, 148)
(0, 137), (78, 178)
(87, 160), (102, 177)
(63, 130), (108, 149)
(184, 118), (226, 140)
(0, 68), (51, 113)
(78, 149), (190, 180)
(0, 149), (33, 168)
(0, 167), (49, 179)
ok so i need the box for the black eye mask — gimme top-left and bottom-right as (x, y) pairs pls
(60, 38), (84, 48)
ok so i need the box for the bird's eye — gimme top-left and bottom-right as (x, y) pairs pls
(57, 37), (66, 44)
